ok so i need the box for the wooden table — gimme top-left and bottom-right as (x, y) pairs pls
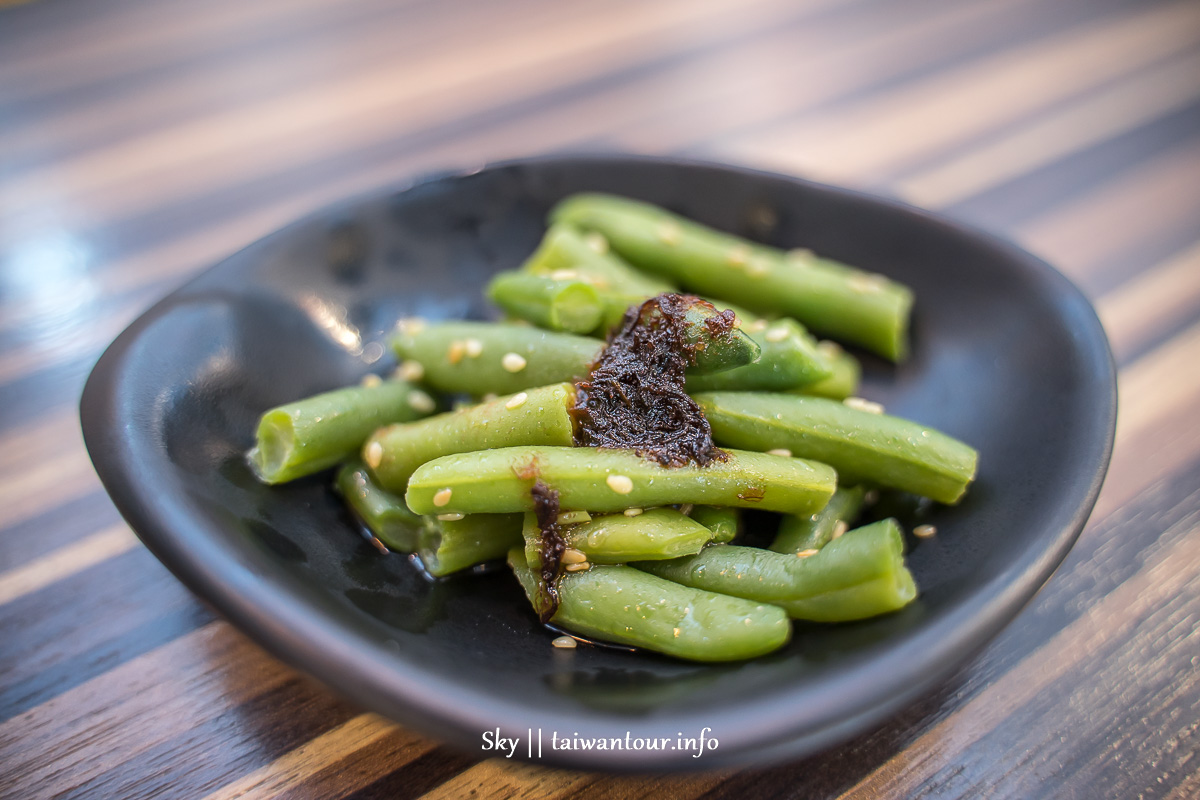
(2, 0), (1198, 796)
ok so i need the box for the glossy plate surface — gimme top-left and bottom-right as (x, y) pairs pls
(80, 155), (1115, 770)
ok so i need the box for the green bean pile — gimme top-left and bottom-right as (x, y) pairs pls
(247, 193), (978, 662)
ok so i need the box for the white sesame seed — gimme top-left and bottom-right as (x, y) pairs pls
(844, 396), (885, 414)
(747, 258), (770, 277)
(363, 441), (383, 469)
(766, 448), (792, 458)
(549, 269), (579, 281)
(552, 635), (577, 649)
(914, 524), (938, 538)
(658, 222), (681, 245)
(623, 507), (644, 517)
(727, 246), (749, 267)
(395, 317), (426, 336)
(817, 340), (842, 358)
(437, 512), (465, 521)
(832, 520), (848, 540)
(464, 338), (483, 358)
(360, 373), (383, 388)
(565, 562), (591, 572)
(849, 273), (887, 293)
(747, 319), (769, 334)
(764, 325), (789, 343)
(408, 389), (435, 413)
(447, 340), (466, 364)
(432, 488), (453, 507)
(505, 391), (528, 409)
(395, 361), (425, 382)
(788, 247), (815, 263)
(673, 627), (681, 638)
(796, 549), (819, 558)
(561, 548), (588, 564)
(606, 474), (634, 494)
(501, 352), (527, 373)
(583, 232), (609, 254)
(481, 393), (498, 402)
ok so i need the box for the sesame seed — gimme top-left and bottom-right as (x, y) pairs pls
(481, 393), (498, 402)
(606, 474), (634, 494)
(623, 507), (644, 517)
(727, 246), (749, 267)
(395, 317), (426, 336)
(437, 512), (465, 521)
(584, 232), (609, 254)
(432, 488), (453, 507)
(501, 352), (527, 373)
(464, 338), (483, 358)
(505, 392), (528, 409)
(408, 389), (435, 413)
(447, 341), (466, 364)
(360, 373), (383, 388)
(565, 562), (591, 572)
(831, 520), (848, 540)
(747, 319), (769, 334)
(657, 222), (681, 245)
(363, 441), (383, 469)
(561, 548), (588, 564)
(914, 524), (938, 538)
(678, 503), (694, 516)
(395, 361), (425, 382)
(844, 396), (885, 414)
(552, 635), (577, 649)
(788, 247), (815, 263)
(549, 269), (579, 281)
(796, 549), (819, 558)
(673, 627), (681, 638)
(767, 448), (792, 458)
(849, 273), (887, 293)
(747, 258), (770, 277)
(764, 325), (789, 343)
(816, 340), (842, 358)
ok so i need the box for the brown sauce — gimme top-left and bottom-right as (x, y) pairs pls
(531, 479), (565, 623)
(571, 294), (728, 467)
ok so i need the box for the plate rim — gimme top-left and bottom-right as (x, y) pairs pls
(80, 152), (1117, 770)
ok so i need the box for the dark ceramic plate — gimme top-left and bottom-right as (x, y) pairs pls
(81, 155), (1115, 770)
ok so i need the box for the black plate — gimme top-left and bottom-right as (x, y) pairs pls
(80, 155), (1115, 770)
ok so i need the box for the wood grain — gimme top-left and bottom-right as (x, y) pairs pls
(2, 0), (1198, 797)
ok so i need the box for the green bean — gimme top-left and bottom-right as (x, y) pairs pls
(689, 506), (740, 543)
(508, 548), (791, 662)
(365, 383), (576, 494)
(687, 318), (831, 392)
(641, 295), (760, 374)
(248, 379), (434, 484)
(335, 461), (423, 552)
(521, 223), (675, 297)
(794, 342), (860, 400)
(695, 392), (978, 505)
(637, 519), (917, 622)
(522, 507), (715, 566)
(770, 486), (866, 554)
(392, 320), (602, 395)
(405, 446), (836, 516)
(418, 513), (524, 577)
(551, 193), (914, 361)
(485, 272), (605, 335)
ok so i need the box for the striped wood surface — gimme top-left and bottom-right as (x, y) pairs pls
(2, 0), (1199, 797)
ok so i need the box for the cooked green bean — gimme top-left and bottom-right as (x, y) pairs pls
(770, 486), (866, 554)
(638, 519), (917, 622)
(335, 460), (423, 552)
(391, 320), (602, 395)
(248, 379), (434, 484)
(365, 383), (576, 494)
(794, 342), (860, 400)
(485, 272), (605, 335)
(695, 392), (978, 504)
(523, 507), (714, 566)
(551, 193), (914, 361)
(521, 223), (675, 297)
(687, 318), (831, 392)
(405, 446), (836, 516)
(689, 506), (740, 543)
(508, 548), (791, 661)
(418, 513), (524, 577)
